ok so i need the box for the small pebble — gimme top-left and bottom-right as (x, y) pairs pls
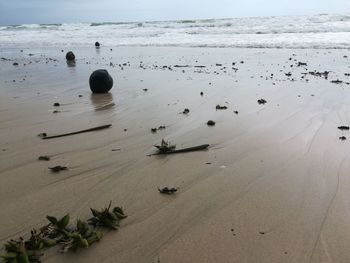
(257, 99), (267, 105)
(207, 120), (215, 126)
(183, 108), (190, 114)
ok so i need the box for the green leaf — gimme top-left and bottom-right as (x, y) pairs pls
(57, 214), (70, 229)
(90, 208), (100, 217)
(46, 216), (58, 225)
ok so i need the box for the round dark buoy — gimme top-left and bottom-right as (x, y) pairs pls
(89, 69), (113, 93)
(65, 51), (75, 61)
(95, 42), (100, 47)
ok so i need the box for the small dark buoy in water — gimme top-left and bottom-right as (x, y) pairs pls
(89, 69), (113, 93)
(95, 42), (100, 47)
(65, 51), (75, 61)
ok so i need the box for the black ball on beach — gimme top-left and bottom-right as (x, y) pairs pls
(65, 51), (75, 61)
(95, 42), (100, 47)
(89, 69), (113, 93)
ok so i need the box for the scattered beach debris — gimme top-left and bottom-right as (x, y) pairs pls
(49, 166), (68, 173)
(308, 71), (329, 79)
(338, 126), (349, 131)
(151, 126), (166, 133)
(158, 187), (178, 195)
(41, 124), (112, 139)
(0, 202), (125, 262)
(88, 201), (127, 230)
(38, 156), (50, 161)
(331, 79), (343, 84)
(257, 99), (267, 105)
(150, 139), (209, 156)
(183, 108), (190, 114)
(89, 69), (113, 93)
(207, 120), (215, 126)
(173, 65), (190, 68)
(53, 102), (60, 107)
(65, 51), (75, 61)
(339, 136), (347, 141)
(216, 105), (227, 110)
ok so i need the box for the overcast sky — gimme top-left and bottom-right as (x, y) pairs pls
(0, 0), (350, 25)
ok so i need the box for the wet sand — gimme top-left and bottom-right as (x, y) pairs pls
(1, 47), (350, 262)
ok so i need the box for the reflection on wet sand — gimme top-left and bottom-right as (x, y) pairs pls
(90, 93), (115, 111)
(66, 60), (76, 68)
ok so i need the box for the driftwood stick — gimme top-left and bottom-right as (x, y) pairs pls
(148, 144), (209, 156)
(42, 124), (112, 139)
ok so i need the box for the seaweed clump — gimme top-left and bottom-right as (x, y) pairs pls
(0, 202), (126, 262)
(154, 139), (176, 153)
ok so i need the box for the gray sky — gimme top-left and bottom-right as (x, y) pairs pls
(1, 0), (350, 25)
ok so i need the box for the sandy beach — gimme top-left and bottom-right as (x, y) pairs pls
(1, 46), (350, 262)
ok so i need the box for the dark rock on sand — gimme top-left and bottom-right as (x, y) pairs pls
(207, 120), (215, 126)
(53, 102), (60, 107)
(257, 99), (267, 105)
(95, 42), (100, 47)
(339, 136), (347, 141)
(89, 69), (113, 93)
(49, 165), (68, 173)
(338, 126), (350, 130)
(65, 51), (75, 61)
(158, 187), (178, 195)
(38, 156), (50, 161)
(183, 108), (190, 114)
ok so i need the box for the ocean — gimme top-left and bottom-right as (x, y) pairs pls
(1, 14), (350, 49)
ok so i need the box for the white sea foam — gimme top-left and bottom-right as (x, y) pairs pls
(1, 14), (350, 49)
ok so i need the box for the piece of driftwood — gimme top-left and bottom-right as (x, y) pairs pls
(149, 144), (210, 156)
(42, 124), (112, 139)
